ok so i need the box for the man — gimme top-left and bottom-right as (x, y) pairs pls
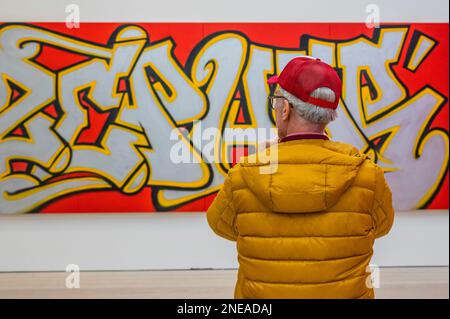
(206, 56), (394, 299)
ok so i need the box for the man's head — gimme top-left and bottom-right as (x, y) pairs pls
(268, 56), (342, 139)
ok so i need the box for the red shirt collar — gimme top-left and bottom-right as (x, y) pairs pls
(279, 132), (329, 143)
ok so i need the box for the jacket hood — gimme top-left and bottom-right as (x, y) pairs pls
(238, 139), (367, 213)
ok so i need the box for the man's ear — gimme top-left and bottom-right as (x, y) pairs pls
(282, 100), (291, 120)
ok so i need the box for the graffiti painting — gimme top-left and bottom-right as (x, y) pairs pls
(0, 23), (448, 213)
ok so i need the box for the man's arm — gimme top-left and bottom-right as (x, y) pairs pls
(372, 165), (395, 238)
(206, 167), (238, 242)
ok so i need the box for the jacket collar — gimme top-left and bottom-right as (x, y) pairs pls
(279, 132), (329, 143)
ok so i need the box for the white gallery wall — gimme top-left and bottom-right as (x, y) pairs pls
(0, 212), (448, 272)
(0, 0), (448, 271)
(0, 0), (448, 22)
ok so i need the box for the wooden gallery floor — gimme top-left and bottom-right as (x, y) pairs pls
(0, 267), (448, 299)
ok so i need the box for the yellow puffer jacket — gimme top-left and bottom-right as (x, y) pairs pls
(207, 138), (395, 299)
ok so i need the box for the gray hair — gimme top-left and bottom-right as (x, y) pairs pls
(279, 87), (338, 124)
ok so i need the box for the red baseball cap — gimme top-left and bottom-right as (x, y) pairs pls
(268, 56), (342, 109)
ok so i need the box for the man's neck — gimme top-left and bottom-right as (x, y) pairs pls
(285, 125), (326, 136)
(285, 131), (326, 137)
(281, 114), (327, 139)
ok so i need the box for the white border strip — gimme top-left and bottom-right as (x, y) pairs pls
(0, 0), (448, 23)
